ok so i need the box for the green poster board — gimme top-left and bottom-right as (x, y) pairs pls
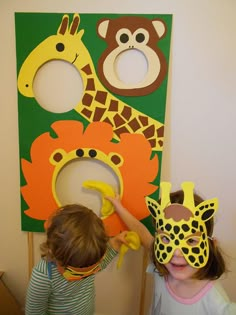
(15, 12), (172, 233)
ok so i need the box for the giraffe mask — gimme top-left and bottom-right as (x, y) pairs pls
(146, 182), (218, 268)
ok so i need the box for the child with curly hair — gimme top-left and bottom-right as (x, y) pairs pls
(25, 203), (127, 315)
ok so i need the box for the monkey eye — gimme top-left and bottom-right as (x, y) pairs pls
(135, 33), (145, 43)
(116, 28), (132, 45)
(120, 33), (129, 43)
(133, 28), (149, 45)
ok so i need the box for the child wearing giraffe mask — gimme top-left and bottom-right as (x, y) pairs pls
(107, 182), (236, 314)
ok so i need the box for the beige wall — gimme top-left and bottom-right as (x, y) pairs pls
(0, 1), (235, 314)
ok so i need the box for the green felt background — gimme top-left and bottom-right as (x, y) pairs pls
(15, 13), (172, 232)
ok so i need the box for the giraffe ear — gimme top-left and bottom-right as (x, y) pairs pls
(145, 196), (160, 219)
(196, 198), (218, 222)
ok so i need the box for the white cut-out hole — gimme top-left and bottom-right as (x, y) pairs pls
(115, 49), (148, 85)
(33, 60), (84, 113)
(55, 159), (120, 217)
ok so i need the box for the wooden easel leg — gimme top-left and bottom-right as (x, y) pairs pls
(27, 232), (34, 279)
(139, 247), (149, 315)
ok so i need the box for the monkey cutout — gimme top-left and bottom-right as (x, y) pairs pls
(97, 16), (168, 97)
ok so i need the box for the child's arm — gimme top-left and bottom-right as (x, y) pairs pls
(106, 196), (154, 250)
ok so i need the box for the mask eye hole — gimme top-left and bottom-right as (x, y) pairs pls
(186, 236), (200, 246)
(160, 234), (170, 244)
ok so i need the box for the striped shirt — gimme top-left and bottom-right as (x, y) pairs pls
(25, 246), (117, 315)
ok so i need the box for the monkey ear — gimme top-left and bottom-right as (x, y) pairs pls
(152, 19), (166, 39)
(97, 19), (111, 39)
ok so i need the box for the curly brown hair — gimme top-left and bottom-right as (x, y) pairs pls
(152, 190), (227, 280)
(40, 204), (109, 267)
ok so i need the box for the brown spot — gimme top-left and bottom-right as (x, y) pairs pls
(157, 126), (164, 137)
(81, 64), (92, 75)
(128, 118), (141, 132)
(164, 204), (193, 221)
(143, 125), (155, 138)
(110, 154), (121, 165)
(158, 140), (163, 147)
(121, 106), (132, 120)
(113, 114), (126, 127)
(93, 107), (106, 121)
(103, 117), (113, 125)
(86, 78), (95, 91)
(81, 108), (92, 118)
(139, 115), (149, 126)
(109, 100), (119, 111)
(114, 126), (129, 137)
(148, 138), (156, 148)
(53, 152), (63, 162)
(95, 91), (107, 105)
(82, 93), (93, 106)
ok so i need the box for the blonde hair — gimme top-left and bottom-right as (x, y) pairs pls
(152, 190), (227, 280)
(41, 204), (109, 267)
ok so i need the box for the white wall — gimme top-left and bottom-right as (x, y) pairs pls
(0, 1), (235, 314)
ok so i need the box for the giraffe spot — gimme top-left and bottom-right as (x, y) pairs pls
(182, 224), (190, 232)
(174, 239), (179, 246)
(167, 246), (172, 253)
(148, 139), (156, 148)
(109, 99), (119, 111)
(128, 118), (141, 132)
(138, 115), (148, 126)
(93, 107), (106, 121)
(192, 220), (198, 229)
(121, 106), (132, 121)
(159, 244), (164, 250)
(82, 93), (93, 106)
(182, 247), (189, 254)
(204, 249), (207, 256)
(170, 233), (175, 240)
(200, 241), (205, 249)
(195, 211), (200, 216)
(86, 78), (95, 91)
(191, 228), (196, 234)
(81, 64), (92, 75)
(114, 126), (129, 137)
(156, 126), (164, 137)
(202, 233), (206, 240)
(113, 114), (126, 127)
(81, 108), (92, 118)
(159, 219), (163, 227)
(201, 209), (214, 221)
(143, 125), (155, 138)
(95, 90), (107, 104)
(189, 255), (195, 263)
(199, 256), (204, 264)
(173, 226), (180, 234)
(162, 253), (167, 260)
(194, 262), (200, 267)
(192, 247), (200, 254)
(165, 223), (172, 231)
(179, 233), (184, 240)
(148, 205), (156, 218)
(200, 225), (204, 232)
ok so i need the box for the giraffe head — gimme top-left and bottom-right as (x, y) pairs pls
(146, 182), (218, 268)
(17, 14), (93, 98)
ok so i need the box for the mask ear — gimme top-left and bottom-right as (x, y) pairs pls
(145, 196), (161, 219)
(196, 198), (218, 222)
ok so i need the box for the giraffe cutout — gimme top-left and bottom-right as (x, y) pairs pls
(17, 13), (165, 151)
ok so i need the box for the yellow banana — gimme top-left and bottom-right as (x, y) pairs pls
(82, 180), (116, 218)
(117, 231), (141, 269)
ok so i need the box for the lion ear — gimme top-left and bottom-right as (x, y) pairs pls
(145, 196), (160, 219)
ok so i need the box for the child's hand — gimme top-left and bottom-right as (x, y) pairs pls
(105, 194), (123, 212)
(109, 231), (129, 251)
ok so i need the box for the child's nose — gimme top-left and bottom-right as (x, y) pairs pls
(173, 248), (183, 257)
